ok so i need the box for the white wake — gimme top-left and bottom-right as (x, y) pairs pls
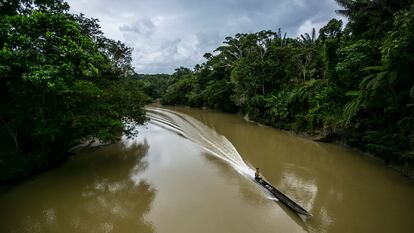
(146, 107), (254, 178)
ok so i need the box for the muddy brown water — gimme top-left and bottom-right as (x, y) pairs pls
(1, 106), (413, 233)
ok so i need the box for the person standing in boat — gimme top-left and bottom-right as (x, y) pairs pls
(255, 167), (261, 181)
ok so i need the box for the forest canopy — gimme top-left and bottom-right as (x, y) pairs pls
(0, 0), (148, 183)
(156, 0), (414, 174)
(1, 0), (414, 183)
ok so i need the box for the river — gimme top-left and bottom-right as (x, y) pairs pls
(1, 106), (413, 233)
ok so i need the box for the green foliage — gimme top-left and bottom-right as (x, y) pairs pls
(319, 18), (343, 79)
(0, 1), (147, 183)
(135, 74), (171, 100)
(266, 90), (291, 122)
(161, 69), (195, 105)
(336, 39), (376, 89)
(152, 0), (414, 170)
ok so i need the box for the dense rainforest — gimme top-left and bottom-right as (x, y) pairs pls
(1, 0), (413, 184)
(0, 0), (148, 184)
(149, 0), (414, 176)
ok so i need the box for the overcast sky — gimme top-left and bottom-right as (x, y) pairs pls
(68, 0), (344, 74)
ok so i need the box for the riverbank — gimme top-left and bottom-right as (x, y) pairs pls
(0, 152), (69, 192)
(174, 104), (414, 179)
(151, 4), (414, 181)
(241, 111), (414, 179)
(3, 106), (414, 233)
(0, 140), (111, 189)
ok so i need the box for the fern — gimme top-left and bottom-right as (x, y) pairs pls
(343, 91), (362, 121)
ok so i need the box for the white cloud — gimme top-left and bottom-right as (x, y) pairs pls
(67, 0), (344, 74)
(296, 20), (326, 37)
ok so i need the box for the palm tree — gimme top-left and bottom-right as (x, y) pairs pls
(335, 0), (368, 16)
(299, 28), (316, 45)
(335, 0), (410, 16)
(276, 28), (287, 47)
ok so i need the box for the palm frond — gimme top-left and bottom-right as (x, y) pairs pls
(311, 28), (316, 41)
(343, 94), (362, 120)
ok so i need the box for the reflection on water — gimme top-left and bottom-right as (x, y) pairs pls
(202, 154), (310, 232)
(1, 107), (414, 233)
(278, 169), (318, 213)
(0, 140), (155, 233)
(172, 106), (414, 233)
(147, 107), (253, 176)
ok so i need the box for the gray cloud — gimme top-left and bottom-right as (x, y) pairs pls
(120, 18), (155, 36)
(68, 0), (344, 74)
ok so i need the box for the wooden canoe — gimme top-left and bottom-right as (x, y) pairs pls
(255, 177), (311, 216)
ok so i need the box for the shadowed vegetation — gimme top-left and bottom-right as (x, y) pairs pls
(0, 0), (148, 183)
(156, 0), (414, 175)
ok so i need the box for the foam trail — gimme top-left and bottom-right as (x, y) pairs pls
(146, 107), (255, 178)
